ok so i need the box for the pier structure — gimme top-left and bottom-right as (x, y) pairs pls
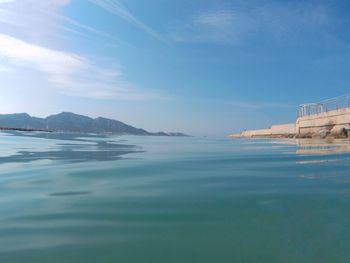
(297, 94), (350, 118)
(230, 94), (350, 138)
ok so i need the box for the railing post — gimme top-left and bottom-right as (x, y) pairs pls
(298, 94), (350, 117)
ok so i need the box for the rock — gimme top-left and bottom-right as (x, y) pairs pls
(330, 125), (348, 138)
(295, 133), (312, 139)
(312, 127), (331, 139)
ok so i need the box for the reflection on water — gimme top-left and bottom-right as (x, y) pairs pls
(296, 138), (350, 155)
(270, 138), (350, 155)
(0, 131), (143, 164)
(49, 191), (92, 197)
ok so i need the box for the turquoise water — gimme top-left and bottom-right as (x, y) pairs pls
(0, 132), (350, 262)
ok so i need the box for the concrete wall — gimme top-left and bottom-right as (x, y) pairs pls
(230, 106), (350, 138)
(238, 123), (296, 138)
(271, 123), (296, 135)
(296, 107), (350, 134)
(240, 129), (271, 137)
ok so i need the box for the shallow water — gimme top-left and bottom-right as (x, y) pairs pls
(0, 132), (350, 262)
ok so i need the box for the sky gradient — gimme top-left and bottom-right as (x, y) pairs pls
(1, 0), (350, 136)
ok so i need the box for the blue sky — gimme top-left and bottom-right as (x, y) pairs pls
(0, 0), (350, 136)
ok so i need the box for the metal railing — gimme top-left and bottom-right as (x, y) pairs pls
(298, 93), (350, 118)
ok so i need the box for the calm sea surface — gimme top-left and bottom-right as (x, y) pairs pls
(0, 132), (350, 262)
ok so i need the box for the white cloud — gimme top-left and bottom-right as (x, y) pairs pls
(0, 0), (124, 48)
(0, 33), (156, 100)
(0, 0), (157, 101)
(0, 0), (69, 44)
(0, 34), (85, 73)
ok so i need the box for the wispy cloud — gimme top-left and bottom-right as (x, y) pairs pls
(0, 0), (124, 46)
(56, 13), (112, 38)
(195, 10), (235, 28)
(0, 33), (157, 100)
(0, 0), (157, 100)
(170, 10), (241, 44)
(0, 0), (72, 42)
(170, 2), (332, 45)
(88, 0), (167, 43)
(40, 9), (128, 45)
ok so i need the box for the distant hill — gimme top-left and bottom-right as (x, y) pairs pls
(0, 112), (188, 136)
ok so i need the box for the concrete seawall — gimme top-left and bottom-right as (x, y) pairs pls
(296, 107), (350, 134)
(230, 106), (350, 138)
(236, 123), (296, 138)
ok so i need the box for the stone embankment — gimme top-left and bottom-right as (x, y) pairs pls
(230, 106), (350, 139)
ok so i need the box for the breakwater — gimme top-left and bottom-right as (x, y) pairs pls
(230, 94), (350, 139)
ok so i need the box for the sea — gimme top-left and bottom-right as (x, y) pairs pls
(0, 131), (350, 263)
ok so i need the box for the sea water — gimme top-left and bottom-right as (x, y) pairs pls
(0, 131), (350, 263)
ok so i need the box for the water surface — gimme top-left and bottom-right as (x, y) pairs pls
(0, 132), (350, 263)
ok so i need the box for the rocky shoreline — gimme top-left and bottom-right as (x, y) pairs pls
(295, 124), (350, 139)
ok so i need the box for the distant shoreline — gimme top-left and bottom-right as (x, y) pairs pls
(0, 112), (189, 137)
(0, 127), (53, 133)
(0, 127), (190, 137)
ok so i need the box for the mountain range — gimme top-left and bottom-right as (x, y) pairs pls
(0, 112), (188, 136)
